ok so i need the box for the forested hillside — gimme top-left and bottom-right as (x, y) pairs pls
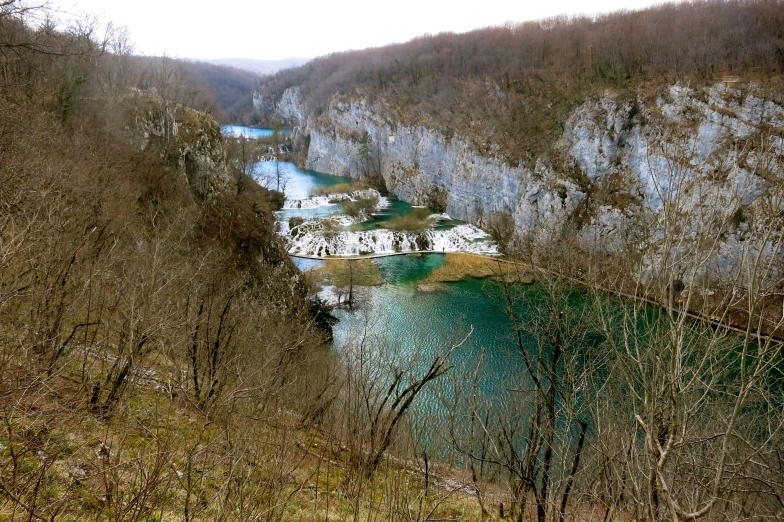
(58, 24), (265, 125)
(0, 3), (336, 519)
(176, 60), (263, 123)
(0, 3), (493, 520)
(257, 0), (784, 164)
(110, 55), (263, 123)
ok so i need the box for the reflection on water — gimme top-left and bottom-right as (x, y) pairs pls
(291, 257), (324, 273)
(333, 256), (526, 401)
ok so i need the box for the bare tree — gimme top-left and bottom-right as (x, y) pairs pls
(446, 269), (600, 522)
(339, 309), (470, 481)
(583, 130), (784, 521)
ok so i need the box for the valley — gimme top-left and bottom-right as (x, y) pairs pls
(2, 1), (784, 520)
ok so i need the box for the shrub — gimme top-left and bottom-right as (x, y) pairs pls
(341, 196), (378, 217)
(382, 208), (434, 231)
(267, 189), (285, 210)
(310, 183), (354, 196)
(485, 212), (516, 249)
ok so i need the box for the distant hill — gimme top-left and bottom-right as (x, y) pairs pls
(256, 0), (784, 164)
(115, 56), (266, 124)
(194, 57), (310, 76)
(182, 61), (265, 124)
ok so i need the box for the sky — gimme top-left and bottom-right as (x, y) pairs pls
(48, 0), (667, 61)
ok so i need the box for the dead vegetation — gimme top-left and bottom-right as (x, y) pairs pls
(381, 208), (435, 232)
(0, 5), (484, 520)
(425, 253), (534, 284)
(258, 0), (784, 166)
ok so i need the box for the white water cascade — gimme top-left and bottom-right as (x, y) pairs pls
(286, 223), (498, 257)
(283, 188), (388, 210)
(277, 189), (499, 258)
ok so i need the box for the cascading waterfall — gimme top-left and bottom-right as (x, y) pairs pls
(277, 189), (499, 258)
(287, 224), (498, 257)
(283, 188), (389, 210)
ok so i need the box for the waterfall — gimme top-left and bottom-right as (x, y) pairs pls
(283, 188), (389, 210)
(286, 224), (498, 258)
(277, 188), (498, 258)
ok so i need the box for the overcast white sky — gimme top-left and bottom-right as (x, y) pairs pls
(48, 0), (666, 61)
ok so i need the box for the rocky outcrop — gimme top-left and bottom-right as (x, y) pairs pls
(254, 87), (307, 127)
(262, 84), (784, 281)
(562, 85), (782, 263)
(130, 97), (231, 198)
(276, 88), (307, 126)
(305, 98), (585, 241)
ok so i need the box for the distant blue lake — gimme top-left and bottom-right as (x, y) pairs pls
(222, 124), (292, 139)
(256, 161), (353, 200)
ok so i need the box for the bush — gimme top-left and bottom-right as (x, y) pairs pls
(357, 174), (389, 196)
(310, 183), (354, 196)
(267, 189), (285, 210)
(425, 186), (448, 213)
(341, 196), (378, 217)
(485, 212), (516, 249)
(382, 208), (433, 231)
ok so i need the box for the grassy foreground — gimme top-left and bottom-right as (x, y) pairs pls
(0, 353), (493, 522)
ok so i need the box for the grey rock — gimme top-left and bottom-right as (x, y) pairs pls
(262, 82), (784, 284)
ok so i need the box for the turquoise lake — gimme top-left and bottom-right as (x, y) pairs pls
(229, 130), (613, 443)
(221, 118), (577, 429)
(245, 154), (530, 416)
(331, 255), (527, 397)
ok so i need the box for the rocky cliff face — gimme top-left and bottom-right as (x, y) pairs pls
(269, 83), (783, 280)
(130, 97), (232, 198)
(305, 97), (578, 238)
(254, 87), (307, 127)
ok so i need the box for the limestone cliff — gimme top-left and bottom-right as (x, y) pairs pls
(129, 96), (232, 198)
(254, 87), (307, 127)
(266, 83), (783, 281)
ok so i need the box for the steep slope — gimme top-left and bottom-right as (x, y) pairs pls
(255, 1), (784, 160)
(0, 7), (344, 518)
(183, 60), (264, 123)
(255, 1), (784, 291)
(94, 54), (264, 124)
(302, 83), (782, 251)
